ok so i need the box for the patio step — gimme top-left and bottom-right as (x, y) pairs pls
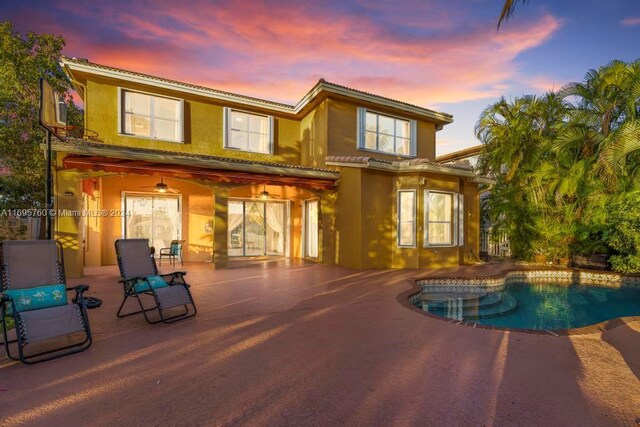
(422, 292), (502, 309)
(420, 292), (518, 321)
(465, 294), (518, 319)
(421, 292), (487, 302)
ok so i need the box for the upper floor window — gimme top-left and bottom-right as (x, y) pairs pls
(121, 90), (183, 142)
(358, 108), (416, 157)
(224, 108), (274, 154)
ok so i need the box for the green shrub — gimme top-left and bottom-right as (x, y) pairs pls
(609, 255), (640, 274)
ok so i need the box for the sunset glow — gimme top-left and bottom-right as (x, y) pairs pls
(3, 0), (639, 153)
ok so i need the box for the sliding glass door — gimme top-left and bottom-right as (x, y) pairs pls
(228, 200), (286, 257)
(124, 194), (181, 251)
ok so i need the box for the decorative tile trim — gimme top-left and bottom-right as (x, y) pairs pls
(415, 269), (640, 296)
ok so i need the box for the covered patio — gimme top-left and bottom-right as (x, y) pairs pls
(0, 262), (638, 425)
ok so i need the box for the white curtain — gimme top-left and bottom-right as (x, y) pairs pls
(228, 213), (243, 233)
(265, 203), (284, 253)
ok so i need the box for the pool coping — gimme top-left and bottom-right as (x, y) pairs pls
(400, 267), (640, 336)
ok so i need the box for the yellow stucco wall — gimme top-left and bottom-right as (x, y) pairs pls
(361, 170), (394, 268)
(333, 168), (362, 269)
(300, 100), (329, 168)
(326, 98), (437, 162)
(83, 76), (439, 167)
(84, 77), (302, 165)
(332, 169), (480, 270)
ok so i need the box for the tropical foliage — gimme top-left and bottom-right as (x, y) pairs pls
(0, 21), (82, 213)
(497, 0), (529, 29)
(476, 59), (640, 273)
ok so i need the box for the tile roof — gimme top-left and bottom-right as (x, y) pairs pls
(61, 57), (453, 123)
(56, 138), (340, 179)
(325, 154), (494, 184)
(62, 57), (294, 109)
(325, 155), (473, 171)
(312, 79), (452, 121)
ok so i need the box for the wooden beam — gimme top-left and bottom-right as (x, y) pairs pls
(61, 155), (337, 190)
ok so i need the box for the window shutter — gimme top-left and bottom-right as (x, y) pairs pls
(356, 107), (364, 149)
(223, 107), (230, 148)
(453, 194), (459, 247)
(269, 115), (275, 154)
(410, 120), (417, 157)
(458, 194), (464, 247)
(179, 99), (185, 143)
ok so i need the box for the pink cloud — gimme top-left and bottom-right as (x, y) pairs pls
(621, 16), (640, 26)
(524, 76), (564, 93)
(7, 1), (563, 108)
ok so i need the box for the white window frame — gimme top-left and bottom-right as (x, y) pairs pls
(223, 107), (274, 154)
(458, 194), (464, 247)
(423, 190), (459, 248)
(357, 107), (417, 157)
(397, 190), (417, 248)
(119, 88), (184, 143)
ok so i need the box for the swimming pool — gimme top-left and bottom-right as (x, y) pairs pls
(414, 282), (640, 331)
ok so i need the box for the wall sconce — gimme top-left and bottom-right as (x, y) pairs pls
(204, 220), (213, 233)
(419, 178), (426, 186)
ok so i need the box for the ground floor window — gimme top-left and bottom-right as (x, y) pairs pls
(424, 190), (458, 247)
(228, 200), (286, 256)
(124, 193), (181, 251)
(397, 190), (416, 247)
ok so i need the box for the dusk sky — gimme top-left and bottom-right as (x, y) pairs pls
(3, 0), (639, 155)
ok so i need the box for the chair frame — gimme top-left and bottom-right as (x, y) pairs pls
(115, 240), (196, 324)
(158, 239), (185, 267)
(0, 241), (93, 364)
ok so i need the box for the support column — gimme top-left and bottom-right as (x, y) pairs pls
(319, 190), (337, 265)
(54, 171), (84, 278)
(213, 187), (229, 269)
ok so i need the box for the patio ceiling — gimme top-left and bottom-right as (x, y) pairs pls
(62, 155), (338, 190)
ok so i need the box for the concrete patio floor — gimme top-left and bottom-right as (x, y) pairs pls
(0, 261), (638, 426)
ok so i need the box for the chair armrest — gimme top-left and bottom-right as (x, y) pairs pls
(159, 271), (188, 286)
(67, 284), (90, 294)
(158, 271), (187, 278)
(159, 248), (171, 255)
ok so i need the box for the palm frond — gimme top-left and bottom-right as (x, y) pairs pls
(497, 0), (529, 29)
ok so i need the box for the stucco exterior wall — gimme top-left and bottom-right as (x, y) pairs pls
(84, 77), (302, 165)
(332, 169), (480, 270)
(326, 98), (437, 162)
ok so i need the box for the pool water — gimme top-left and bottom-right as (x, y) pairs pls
(416, 282), (640, 331)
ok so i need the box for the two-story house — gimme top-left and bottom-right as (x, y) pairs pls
(55, 57), (490, 277)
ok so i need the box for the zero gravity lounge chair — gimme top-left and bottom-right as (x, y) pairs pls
(0, 240), (92, 364)
(115, 239), (196, 324)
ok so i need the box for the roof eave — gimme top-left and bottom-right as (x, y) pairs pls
(325, 159), (494, 183)
(46, 141), (340, 181)
(61, 58), (454, 123)
(296, 82), (454, 125)
(60, 58), (296, 114)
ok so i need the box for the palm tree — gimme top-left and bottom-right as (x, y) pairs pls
(476, 94), (566, 258)
(497, 0), (529, 29)
(558, 60), (640, 188)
